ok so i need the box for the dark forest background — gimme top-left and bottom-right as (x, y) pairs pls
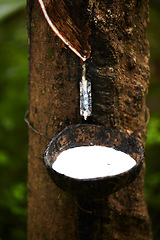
(0, 0), (160, 239)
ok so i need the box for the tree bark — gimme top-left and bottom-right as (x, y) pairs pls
(27, 0), (152, 239)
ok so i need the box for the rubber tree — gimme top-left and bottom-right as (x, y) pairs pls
(27, 0), (152, 239)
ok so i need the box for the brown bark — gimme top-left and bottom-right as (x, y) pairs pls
(27, 0), (152, 239)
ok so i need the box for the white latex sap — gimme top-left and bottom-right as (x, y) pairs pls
(52, 146), (136, 179)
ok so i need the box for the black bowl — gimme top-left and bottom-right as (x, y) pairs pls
(44, 124), (144, 200)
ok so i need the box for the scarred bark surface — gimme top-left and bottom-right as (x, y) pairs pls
(27, 0), (152, 239)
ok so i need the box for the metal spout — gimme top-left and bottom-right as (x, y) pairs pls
(80, 63), (92, 120)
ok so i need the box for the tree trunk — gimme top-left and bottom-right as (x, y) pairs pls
(27, 0), (152, 239)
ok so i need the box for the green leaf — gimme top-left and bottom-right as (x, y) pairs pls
(0, 150), (10, 166)
(146, 116), (160, 145)
(0, 0), (26, 22)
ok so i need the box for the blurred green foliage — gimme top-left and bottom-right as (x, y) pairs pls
(0, 0), (159, 239)
(145, 2), (160, 240)
(0, 0), (26, 21)
(0, 0), (27, 239)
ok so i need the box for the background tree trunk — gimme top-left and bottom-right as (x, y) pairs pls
(27, 0), (152, 239)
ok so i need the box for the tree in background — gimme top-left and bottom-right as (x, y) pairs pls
(27, 0), (152, 239)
